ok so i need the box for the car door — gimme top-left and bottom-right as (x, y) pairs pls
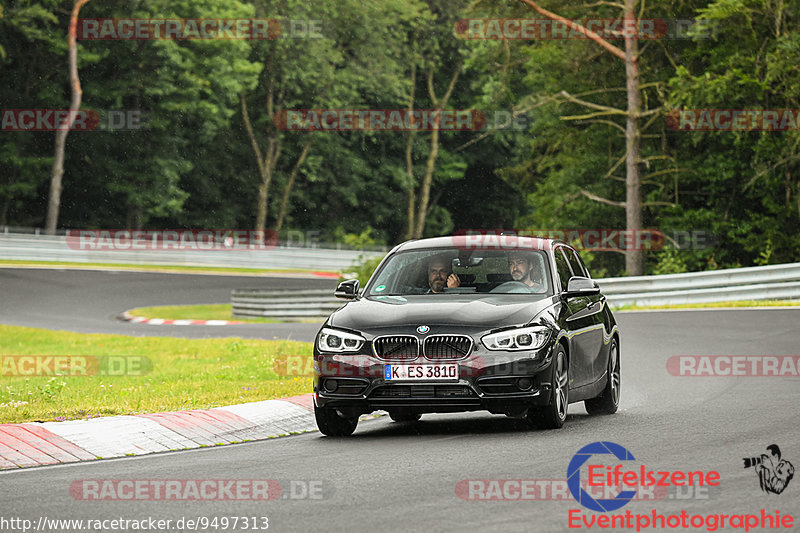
(554, 246), (594, 388)
(564, 247), (606, 383)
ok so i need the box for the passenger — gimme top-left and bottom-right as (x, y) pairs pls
(427, 256), (460, 293)
(508, 252), (546, 292)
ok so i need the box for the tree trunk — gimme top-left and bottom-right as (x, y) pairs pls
(517, 0), (644, 276)
(624, 0), (643, 275)
(404, 61), (417, 240)
(413, 127), (440, 239)
(411, 64), (461, 240)
(241, 92), (281, 233)
(404, 130), (417, 240)
(275, 136), (313, 232)
(45, 0), (91, 235)
(255, 179), (269, 231)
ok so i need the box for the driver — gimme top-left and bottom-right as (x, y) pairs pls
(508, 251), (545, 292)
(427, 256), (460, 293)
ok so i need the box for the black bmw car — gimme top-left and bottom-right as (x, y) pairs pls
(313, 235), (620, 436)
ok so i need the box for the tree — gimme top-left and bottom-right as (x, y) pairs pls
(515, 0), (653, 275)
(666, 0), (800, 267)
(241, 0), (420, 233)
(0, 0), (63, 227)
(402, 0), (470, 240)
(45, 0), (90, 234)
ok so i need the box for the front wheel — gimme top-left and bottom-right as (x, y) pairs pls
(584, 337), (620, 415)
(528, 344), (568, 429)
(314, 404), (358, 436)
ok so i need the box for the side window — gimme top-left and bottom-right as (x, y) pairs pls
(572, 249), (591, 279)
(566, 248), (588, 278)
(554, 248), (573, 291)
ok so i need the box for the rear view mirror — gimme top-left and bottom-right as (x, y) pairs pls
(453, 256), (483, 268)
(335, 279), (360, 300)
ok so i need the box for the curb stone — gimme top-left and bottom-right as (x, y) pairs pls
(0, 393), (328, 470)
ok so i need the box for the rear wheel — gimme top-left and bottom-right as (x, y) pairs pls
(389, 409), (422, 423)
(528, 344), (568, 429)
(584, 338), (620, 415)
(314, 404), (358, 436)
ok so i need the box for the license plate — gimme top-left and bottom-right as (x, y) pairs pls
(384, 364), (458, 381)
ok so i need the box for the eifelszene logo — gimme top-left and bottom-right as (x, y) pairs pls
(567, 441), (721, 512)
(567, 441), (638, 512)
(744, 444), (794, 495)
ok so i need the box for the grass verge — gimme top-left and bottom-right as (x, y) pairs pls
(0, 325), (313, 424)
(612, 299), (800, 311)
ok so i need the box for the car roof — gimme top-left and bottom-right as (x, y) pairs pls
(392, 235), (567, 253)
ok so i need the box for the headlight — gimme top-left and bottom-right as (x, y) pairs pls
(317, 327), (366, 353)
(481, 326), (550, 351)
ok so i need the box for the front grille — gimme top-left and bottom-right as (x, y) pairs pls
(423, 335), (473, 360)
(373, 335), (419, 360)
(370, 385), (476, 398)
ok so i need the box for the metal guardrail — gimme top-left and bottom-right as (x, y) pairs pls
(0, 232), (383, 271)
(232, 289), (343, 318)
(231, 263), (800, 318)
(597, 262), (800, 307)
(4, 230), (798, 312)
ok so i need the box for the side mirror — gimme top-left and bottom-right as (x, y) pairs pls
(563, 276), (600, 297)
(335, 279), (360, 300)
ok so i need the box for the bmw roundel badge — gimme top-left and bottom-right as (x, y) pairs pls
(417, 325), (430, 334)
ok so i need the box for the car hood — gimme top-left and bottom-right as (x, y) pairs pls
(329, 295), (554, 331)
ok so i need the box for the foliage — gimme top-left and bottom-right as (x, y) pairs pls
(345, 254), (387, 286)
(1, 0), (799, 275)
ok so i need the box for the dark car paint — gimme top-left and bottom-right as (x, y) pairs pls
(313, 237), (619, 418)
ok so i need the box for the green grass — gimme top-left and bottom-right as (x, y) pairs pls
(0, 325), (313, 424)
(0, 259), (339, 277)
(612, 299), (800, 311)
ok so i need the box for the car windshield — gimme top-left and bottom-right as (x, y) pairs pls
(366, 248), (553, 296)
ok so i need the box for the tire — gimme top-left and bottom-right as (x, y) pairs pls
(584, 337), (620, 415)
(389, 410), (422, 423)
(528, 344), (569, 429)
(314, 404), (358, 436)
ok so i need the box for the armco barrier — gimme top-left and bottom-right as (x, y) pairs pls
(0, 231), (383, 271)
(232, 289), (343, 318)
(231, 262), (800, 318)
(597, 262), (800, 307)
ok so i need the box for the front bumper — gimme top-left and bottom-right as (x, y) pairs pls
(313, 344), (556, 417)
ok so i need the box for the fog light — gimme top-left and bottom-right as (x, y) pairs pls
(324, 379), (338, 392)
(517, 377), (533, 391)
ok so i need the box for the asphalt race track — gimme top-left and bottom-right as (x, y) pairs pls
(0, 268), (335, 341)
(2, 268), (800, 532)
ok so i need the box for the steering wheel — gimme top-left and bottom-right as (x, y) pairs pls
(489, 281), (534, 294)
